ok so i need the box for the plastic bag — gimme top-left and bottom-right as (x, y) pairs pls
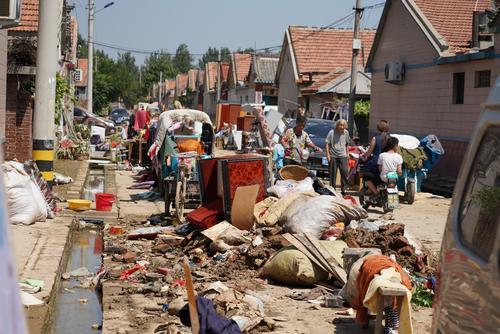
(268, 177), (314, 198)
(3, 162), (47, 225)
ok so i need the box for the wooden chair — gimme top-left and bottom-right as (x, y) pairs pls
(373, 286), (409, 334)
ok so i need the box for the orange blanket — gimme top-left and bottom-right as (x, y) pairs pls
(352, 255), (412, 326)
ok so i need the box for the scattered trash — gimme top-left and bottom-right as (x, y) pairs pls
(78, 298), (88, 304)
(20, 291), (44, 306)
(62, 267), (92, 279)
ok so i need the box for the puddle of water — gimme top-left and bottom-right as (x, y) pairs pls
(83, 169), (105, 201)
(50, 229), (103, 334)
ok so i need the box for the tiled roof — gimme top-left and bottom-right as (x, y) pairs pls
(176, 74), (189, 95)
(187, 69), (198, 91)
(221, 62), (230, 81)
(75, 58), (88, 87)
(301, 69), (347, 94)
(289, 26), (376, 75)
(10, 0), (39, 33)
(412, 0), (492, 53)
(166, 79), (176, 91)
(253, 55), (279, 84)
(232, 52), (252, 84)
(205, 62), (218, 90)
(197, 70), (205, 86)
(206, 62), (230, 90)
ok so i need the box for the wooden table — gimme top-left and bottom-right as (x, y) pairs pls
(126, 138), (145, 165)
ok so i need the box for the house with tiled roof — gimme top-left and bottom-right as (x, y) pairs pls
(227, 52), (252, 104)
(366, 0), (499, 178)
(203, 61), (230, 115)
(75, 58), (88, 100)
(247, 54), (279, 105)
(275, 25), (376, 118)
(175, 74), (188, 99)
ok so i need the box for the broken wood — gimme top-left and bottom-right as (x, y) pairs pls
(282, 233), (329, 272)
(304, 233), (347, 284)
(183, 257), (200, 334)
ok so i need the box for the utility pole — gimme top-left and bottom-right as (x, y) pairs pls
(159, 71), (163, 105)
(216, 51), (221, 103)
(33, 0), (64, 185)
(348, 0), (363, 136)
(87, 0), (94, 114)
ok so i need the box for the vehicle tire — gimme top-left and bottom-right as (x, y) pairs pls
(175, 170), (187, 222)
(406, 181), (416, 204)
(359, 194), (370, 210)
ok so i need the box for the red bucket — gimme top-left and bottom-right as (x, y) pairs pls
(95, 193), (115, 211)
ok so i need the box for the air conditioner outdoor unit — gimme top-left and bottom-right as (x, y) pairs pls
(0, 0), (21, 28)
(384, 62), (406, 84)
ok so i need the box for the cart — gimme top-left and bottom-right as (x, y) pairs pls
(161, 127), (214, 221)
(164, 149), (201, 222)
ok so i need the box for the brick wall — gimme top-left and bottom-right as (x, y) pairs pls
(5, 75), (33, 161)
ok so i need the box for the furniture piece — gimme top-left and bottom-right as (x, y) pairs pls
(127, 138), (145, 165)
(197, 154), (270, 219)
(237, 115), (256, 132)
(374, 286), (407, 334)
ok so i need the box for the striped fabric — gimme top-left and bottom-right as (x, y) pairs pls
(23, 161), (57, 217)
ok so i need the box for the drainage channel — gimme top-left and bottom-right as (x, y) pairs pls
(49, 228), (103, 333)
(51, 164), (109, 333)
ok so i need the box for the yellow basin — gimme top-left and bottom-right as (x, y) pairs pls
(67, 199), (91, 211)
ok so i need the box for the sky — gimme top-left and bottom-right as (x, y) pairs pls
(72, 0), (384, 65)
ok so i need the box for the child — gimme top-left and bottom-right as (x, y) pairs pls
(377, 136), (403, 184)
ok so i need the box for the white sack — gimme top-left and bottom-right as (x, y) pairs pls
(268, 177), (314, 199)
(391, 134), (420, 150)
(281, 195), (367, 238)
(3, 162), (47, 225)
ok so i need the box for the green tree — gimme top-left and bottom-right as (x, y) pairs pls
(173, 43), (193, 74)
(237, 47), (255, 53)
(198, 46), (231, 68)
(93, 72), (113, 116)
(112, 52), (140, 106)
(142, 51), (176, 95)
(77, 33), (88, 58)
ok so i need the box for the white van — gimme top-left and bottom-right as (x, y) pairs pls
(432, 78), (500, 333)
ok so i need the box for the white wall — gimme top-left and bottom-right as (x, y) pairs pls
(277, 45), (300, 116)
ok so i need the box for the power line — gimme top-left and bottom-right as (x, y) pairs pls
(86, 1), (386, 58)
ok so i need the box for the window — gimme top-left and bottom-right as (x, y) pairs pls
(475, 70), (491, 88)
(453, 72), (465, 104)
(459, 125), (500, 261)
(74, 69), (82, 82)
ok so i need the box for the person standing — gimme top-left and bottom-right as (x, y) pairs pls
(281, 115), (322, 166)
(326, 119), (350, 194)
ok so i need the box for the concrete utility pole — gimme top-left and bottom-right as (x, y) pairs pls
(216, 51), (221, 103)
(87, 0), (94, 114)
(348, 0), (363, 136)
(159, 71), (163, 105)
(33, 0), (63, 185)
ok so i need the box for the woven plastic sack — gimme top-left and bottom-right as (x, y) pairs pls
(260, 246), (328, 286)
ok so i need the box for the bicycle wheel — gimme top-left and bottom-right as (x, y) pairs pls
(175, 169), (187, 222)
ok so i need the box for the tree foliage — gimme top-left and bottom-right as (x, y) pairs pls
(142, 51), (176, 95)
(198, 46), (231, 68)
(173, 43), (193, 74)
(77, 33), (88, 58)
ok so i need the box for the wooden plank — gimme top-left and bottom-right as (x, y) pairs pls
(304, 233), (347, 284)
(282, 233), (329, 272)
(183, 257), (200, 334)
(294, 234), (335, 276)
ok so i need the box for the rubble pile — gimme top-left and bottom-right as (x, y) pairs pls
(340, 221), (434, 274)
